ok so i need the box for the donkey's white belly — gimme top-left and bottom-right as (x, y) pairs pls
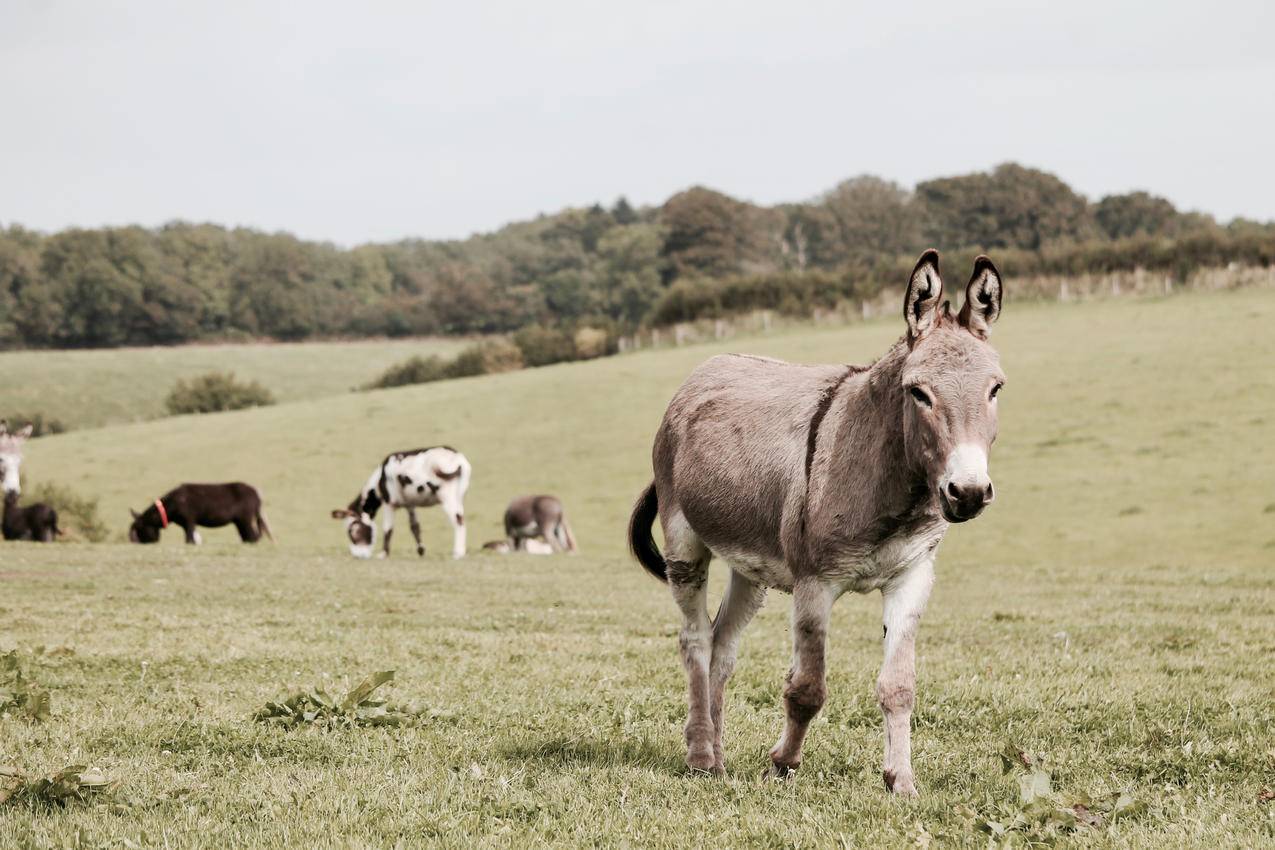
(715, 547), (795, 592)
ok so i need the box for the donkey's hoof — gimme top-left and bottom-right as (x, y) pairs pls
(375, 551), (388, 560)
(686, 745), (717, 775)
(762, 761), (798, 782)
(417, 546), (425, 557)
(883, 769), (918, 797)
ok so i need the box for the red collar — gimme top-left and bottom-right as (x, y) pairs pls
(154, 499), (169, 529)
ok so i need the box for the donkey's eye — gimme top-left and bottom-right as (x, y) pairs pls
(990, 383), (1003, 401)
(908, 387), (933, 408)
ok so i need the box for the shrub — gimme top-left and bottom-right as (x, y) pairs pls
(573, 326), (611, 360)
(364, 355), (449, 390)
(164, 372), (275, 415)
(25, 481), (109, 542)
(0, 413), (67, 438)
(447, 339), (523, 377)
(512, 325), (576, 367)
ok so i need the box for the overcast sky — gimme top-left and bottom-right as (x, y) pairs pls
(2, 1), (1271, 245)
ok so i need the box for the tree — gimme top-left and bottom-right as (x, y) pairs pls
(916, 163), (1097, 250)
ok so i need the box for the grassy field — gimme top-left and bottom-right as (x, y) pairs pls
(0, 336), (471, 430)
(2, 288), (1274, 846)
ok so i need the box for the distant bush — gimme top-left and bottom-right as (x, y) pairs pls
(365, 340), (524, 390)
(573, 326), (612, 360)
(0, 413), (67, 438)
(448, 339), (524, 377)
(364, 355), (450, 389)
(164, 372), (275, 415)
(26, 481), (109, 542)
(512, 325), (577, 367)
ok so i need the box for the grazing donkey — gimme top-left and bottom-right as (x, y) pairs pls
(503, 494), (578, 553)
(4, 491), (61, 542)
(629, 250), (1005, 793)
(331, 446), (470, 559)
(130, 482), (273, 544)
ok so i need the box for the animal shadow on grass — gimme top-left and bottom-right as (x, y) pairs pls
(499, 734), (686, 775)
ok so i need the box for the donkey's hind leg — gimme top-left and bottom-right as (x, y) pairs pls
(234, 517), (260, 543)
(709, 569), (766, 773)
(662, 510), (715, 773)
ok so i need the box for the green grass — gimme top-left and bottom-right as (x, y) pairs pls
(0, 336), (471, 429)
(3, 288), (1275, 846)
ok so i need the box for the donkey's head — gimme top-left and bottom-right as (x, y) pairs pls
(900, 250), (1005, 523)
(330, 490), (380, 559)
(0, 421), (34, 497)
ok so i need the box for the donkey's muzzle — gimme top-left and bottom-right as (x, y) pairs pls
(941, 480), (994, 522)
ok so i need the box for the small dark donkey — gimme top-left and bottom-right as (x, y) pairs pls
(630, 250), (1005, 794)
(130, 482), (273, 544)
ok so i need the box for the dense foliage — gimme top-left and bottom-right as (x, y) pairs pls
(164, 372), (275, 415)
(3, 163), (1272, 349)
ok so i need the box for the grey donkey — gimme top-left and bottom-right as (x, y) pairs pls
(629, 249), (1005, 794)
(504, 494), (577, 553)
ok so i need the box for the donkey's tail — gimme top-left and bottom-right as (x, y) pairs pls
(628, 481), (665, 582)
(257, 508), (275, 542)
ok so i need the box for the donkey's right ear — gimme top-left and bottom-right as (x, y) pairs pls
(904, 249), (944, 343)
(331, 508), (352, 519)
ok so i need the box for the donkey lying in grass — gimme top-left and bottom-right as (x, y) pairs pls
(0, 422), (60, 542)
(503, 495), (578, 553)
(630, 250), (1005, 794)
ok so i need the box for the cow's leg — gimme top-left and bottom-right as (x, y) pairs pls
(379, 509), (395, 559)
(768, 578), (837, 778)
(440, 492), (466, 558)
(878, 557), (934, 797)
(708, 569), (766, 773)
(662, 512), (715, 773)
(406, 507), (424, 557)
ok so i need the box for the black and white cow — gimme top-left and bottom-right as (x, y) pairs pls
(331, 446), (471, 559)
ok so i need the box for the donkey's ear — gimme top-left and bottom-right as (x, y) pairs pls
(904, 249), (944, 342)
(0, 420), (7, 436)
(130, 509), (139, 519)
(14, 424), (33, 440)
(957, 255), (1003, 338)
(331, 508), (351, 519)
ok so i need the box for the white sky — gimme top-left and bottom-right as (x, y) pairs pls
(2, 0), (1272, 245)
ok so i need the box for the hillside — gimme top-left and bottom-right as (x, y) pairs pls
(0, 335), (470, 429)
(19, 287), (1275, 562)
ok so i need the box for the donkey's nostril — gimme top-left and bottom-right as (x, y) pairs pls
(984, 482), (995, 502)
(946, 481), (960, 500)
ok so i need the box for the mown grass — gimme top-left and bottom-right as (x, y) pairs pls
(0, 336), (471, 429)
(2, 288), (1274, 846)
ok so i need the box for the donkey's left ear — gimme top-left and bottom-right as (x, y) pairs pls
(14, 424), (33, 440)
(957, 255), (1002, 339)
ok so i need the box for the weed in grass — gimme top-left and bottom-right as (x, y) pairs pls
(0, 650), (50, 722)
(253, 670), (421, 728)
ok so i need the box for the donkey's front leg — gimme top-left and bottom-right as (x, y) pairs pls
(877, 558), (935, 796)
(709, 569), (766, 773)
(768, 579), (836, 778)
(379, 509), (395, 559)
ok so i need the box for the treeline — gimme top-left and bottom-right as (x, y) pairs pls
(2, 163), (1273, 349)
